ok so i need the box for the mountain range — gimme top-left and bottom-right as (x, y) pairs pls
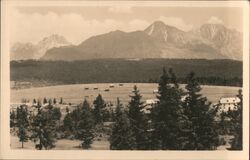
(11, 21), (242, 61)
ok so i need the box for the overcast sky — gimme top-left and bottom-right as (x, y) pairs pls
(9, 6), (243, 45)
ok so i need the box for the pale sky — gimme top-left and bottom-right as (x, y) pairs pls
(9, 6), (243, 45)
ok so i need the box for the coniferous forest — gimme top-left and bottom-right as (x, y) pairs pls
(10, 59), (242, 87)
(10, 68), (243, 150)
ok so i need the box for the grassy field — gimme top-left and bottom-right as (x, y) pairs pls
(11, 83), (241, 105)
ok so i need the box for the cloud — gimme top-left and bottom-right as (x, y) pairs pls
(157, 16), (193, 31)
(127, 19), (150, 31)
(207, 16), (224, 24)
(9, 8), (148, 45)
(108, 6), (132, 13)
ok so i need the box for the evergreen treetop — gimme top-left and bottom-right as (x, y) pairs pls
(183, 72), (219, 150)
(110, 98), (136, 150)
(77, 99), (95, 149)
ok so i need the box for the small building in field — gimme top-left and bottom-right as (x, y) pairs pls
(142, 99), (159, 114)
(218, 96), (241, 113)
(153, 89), (158, 94)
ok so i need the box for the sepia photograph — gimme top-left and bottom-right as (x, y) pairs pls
(0, 0), (249, 159)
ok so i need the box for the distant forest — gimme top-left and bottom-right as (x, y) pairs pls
(10, 59), (242, 87)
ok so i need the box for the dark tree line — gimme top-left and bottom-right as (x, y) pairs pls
(11, 59), (242, 87)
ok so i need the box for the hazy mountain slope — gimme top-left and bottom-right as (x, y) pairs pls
(10, 42), (37, 60)
(43, 31), (162, 60)
(10, 34), (71, 60)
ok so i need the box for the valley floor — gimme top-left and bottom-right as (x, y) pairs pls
(11, 83), (241, 105)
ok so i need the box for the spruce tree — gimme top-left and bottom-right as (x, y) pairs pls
(59, 97), (63, 104)
(30, 103), (57, 150)
(63, 110), (74, 134)
(151, 68), (185, 150)
(76, 100), (95, 149)
(16, 105), (29, 148)
(93, 94), (106, 124)
(70, 105), (82, 136)
(51, 107), (61, 121)
(10, 110), (16, 128)
(110, 98), (136, 150)
(48, 99), (52, 106)
(33, 99), (37, 105)
(128, 85), (150, 150)
(227, 89), (242, 150)
(43, 98), (48, 104)
(49, 107), (62, 129)
(183, 72), (219, 150)
(66, 106), (70, 113)
(53, 98), (57, 104)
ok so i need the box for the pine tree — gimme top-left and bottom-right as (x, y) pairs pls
(47, 106), (61, 121)
(33, 99), (37, 105)
(16, 105), (29, 148)
(63, 110), (74, 134)
(183, 72), (219, 150)
(59, 97), (63, 104)
(10, 110), (16, 128)
(151, 68), (185, 150)
(110, 98), (136, 150)
(30, 103), (57, 150)
(48, 99), (52, 106)
(50, 107), (62, 128)
(70, 105), (82, 136)
(228, 89), (242, 150)
(53, 98), (57, 104)
(66, 106), (70, 113)
(128, 85), (150, 150)
(76, 100), (95, 149)
(43, 98), (48, 104)
(93, 94), (106, 124)
(36, 100), (42, 109)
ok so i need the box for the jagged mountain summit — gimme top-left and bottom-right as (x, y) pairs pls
(194, 23), (242, 60)
(143, 21), (224, 59)
(16, 21), (242, 61)
(10, 34), (71, 60)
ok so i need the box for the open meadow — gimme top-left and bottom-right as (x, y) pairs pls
(11, 83), (241, 105)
